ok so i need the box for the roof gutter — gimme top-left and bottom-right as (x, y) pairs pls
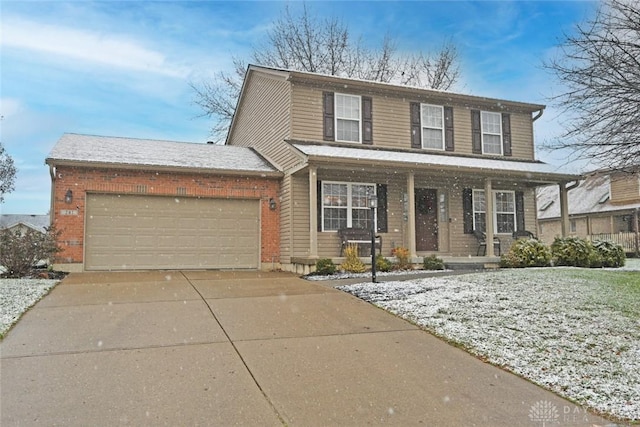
(46, 159), (283, 179)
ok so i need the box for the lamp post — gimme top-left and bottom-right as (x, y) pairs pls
(369, 196), (378, 283)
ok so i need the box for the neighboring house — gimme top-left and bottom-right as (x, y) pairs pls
(0, 214), (50, 235)
(537, 171), (640, 253)
(226, 65), (581, 272)
(46, 135), (281, 272)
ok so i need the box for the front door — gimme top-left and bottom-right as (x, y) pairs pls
(415, 188), (438, 251)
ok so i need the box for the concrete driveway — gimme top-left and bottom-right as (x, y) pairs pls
(1, 271), (611, 426)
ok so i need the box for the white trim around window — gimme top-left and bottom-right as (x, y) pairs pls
(480, 111), (503, 155)
(321, 181), (376, 231)
(335, 93), (362, 143)
(472, 189), (516, 234)
(421, 104), (444, 150)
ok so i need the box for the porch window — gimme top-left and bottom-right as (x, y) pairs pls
(335, 94), (361, 143)
(322, 182), (375, 231)
(481, 111), (502, 155)
(472, 190), (487, 232)
(494, 191), (516, 233)
(421, 104), (444, 150)
(472, 190), (516, 233)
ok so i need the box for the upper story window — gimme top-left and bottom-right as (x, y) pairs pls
(421, 104), (444, 150)
(335, 94), (361, 142)
(410, 103), (454, 151)
(471, 110), (512, 157)
(481, 111), (503, 155)
(323, 92), (372, 144)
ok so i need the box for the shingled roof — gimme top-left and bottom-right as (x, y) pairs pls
(46, 133), (280, 176)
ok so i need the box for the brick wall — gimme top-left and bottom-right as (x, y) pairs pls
(52, 166), (280, 267)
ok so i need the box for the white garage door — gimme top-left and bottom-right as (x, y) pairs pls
(85, 194), (260, 270)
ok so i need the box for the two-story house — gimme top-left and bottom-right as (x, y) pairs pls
(227, 65), (581, 273)
(537, 170), (640, 254)
(46, 65), (581, 273)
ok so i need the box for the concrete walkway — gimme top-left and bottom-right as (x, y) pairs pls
(1, 271), (611, 426)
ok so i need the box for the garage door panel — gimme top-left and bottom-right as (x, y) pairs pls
(85, 195), (260, 270)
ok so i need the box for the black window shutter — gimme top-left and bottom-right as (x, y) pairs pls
(515, 191), (525, 231)
(410, 102), (422, 148)
(463, 188), (474, 234)
(362, 96), (373, 145)
(444, 106), (454, 152)
(317, 180), (323, 232)
(376, 184), (387, 233)
(502, 113), (512, 156)
(323, 92), (335, 141)
(471, 110), (482, 154)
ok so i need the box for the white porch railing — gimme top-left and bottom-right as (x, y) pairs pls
(588, 232), (640, 254)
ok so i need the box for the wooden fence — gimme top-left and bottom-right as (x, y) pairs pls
(588, 232), (640, 254)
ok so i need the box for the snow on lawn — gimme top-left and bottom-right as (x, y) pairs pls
(340, 265), (640, 422)
(0, 279), (59, 338)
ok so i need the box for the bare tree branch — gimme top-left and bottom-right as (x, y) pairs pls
(192, 4), (461, 142)
(544, 0), (640, 173)
(0, 141), (17, 203)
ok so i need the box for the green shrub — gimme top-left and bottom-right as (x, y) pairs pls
(376, 254), (392, 272)
(592, 240), (626, 268)
(340, 244), (366, 273)
(422, 255), (445, 270)
(391, 246), (411, 270)
(550, 236), (598, 268)
(315, 258), (337, 275)
(500, 238), (551, 268)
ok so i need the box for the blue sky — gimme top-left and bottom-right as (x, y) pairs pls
(0, 0), (596, 215)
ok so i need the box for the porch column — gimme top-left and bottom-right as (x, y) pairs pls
(559, 182), (569, 237)
(484, 178), (495, 257)
(407, 172), (417, 258)
(309, 166), (318, 258)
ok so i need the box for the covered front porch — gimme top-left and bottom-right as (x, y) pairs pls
(283, 143), (582, 274)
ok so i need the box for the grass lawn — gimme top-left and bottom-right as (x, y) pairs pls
(340, 261), (640, 422)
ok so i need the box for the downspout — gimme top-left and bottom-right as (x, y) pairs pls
(634, 207), (639, 257)
(48, 163), (56, 226)
(532, 108), (544, 122)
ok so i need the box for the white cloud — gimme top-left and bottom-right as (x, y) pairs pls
(0, 98), (24, 119)
(2, 17), (189, 78)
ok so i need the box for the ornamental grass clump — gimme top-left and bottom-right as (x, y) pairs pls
(391, 246), (411, 270)
(500, 238), (551, 268)
(340, 244), (366, 273)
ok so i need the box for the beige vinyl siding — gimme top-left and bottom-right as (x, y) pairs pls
(280, 175), (293, 262)
(610, 174), (640, 203)
(291, 174), (311, 258)
(509, 113), (535, 159)
(228, 73), (300, 171)
(290, 85), (536, 161)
